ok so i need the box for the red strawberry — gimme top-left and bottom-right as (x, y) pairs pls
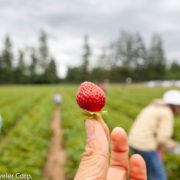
(76, 81), (106, 112)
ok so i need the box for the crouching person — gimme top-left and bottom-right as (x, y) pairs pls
(129, 90), (180, 180)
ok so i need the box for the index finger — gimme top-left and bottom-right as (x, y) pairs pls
(96, 116), (110, 141)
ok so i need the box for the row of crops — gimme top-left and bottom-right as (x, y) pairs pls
(0, 85), (180, 179)
(0, 86), (58, 179)
(60, 85), (180, 180)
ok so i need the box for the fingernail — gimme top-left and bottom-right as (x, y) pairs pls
(85, 119), (94, 139)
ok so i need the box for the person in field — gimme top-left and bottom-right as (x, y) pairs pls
(129, 90), (180, 180)
(98, 82), (106, 92)
(52, 93), (63, 105)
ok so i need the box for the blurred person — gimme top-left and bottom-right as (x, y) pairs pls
(104, 79), (109, 89)
(74, 117), (147, 180)
(98, 82), (106, 92)
(129, 90), (180, 180)
(52, 93), (63, 105)
(126, 77), (132, 84)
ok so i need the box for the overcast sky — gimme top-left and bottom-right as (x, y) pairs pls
(0, 0), (180, 77)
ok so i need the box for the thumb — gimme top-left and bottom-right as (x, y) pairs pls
(74, 119), (109, 180)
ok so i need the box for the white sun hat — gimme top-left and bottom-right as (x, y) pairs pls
(163, 90), (180, 105)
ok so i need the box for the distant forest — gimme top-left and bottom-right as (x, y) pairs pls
(0, 31), (180, 84)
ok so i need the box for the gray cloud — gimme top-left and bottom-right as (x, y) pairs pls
(0, 0), (180, 77)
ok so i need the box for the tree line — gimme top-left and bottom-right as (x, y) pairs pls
(0, 31), (58, 84)
(66, 32), (180, 83)
(0, 31), (180, 84)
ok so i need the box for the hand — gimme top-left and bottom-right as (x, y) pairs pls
(167, 140), (179, 154)
(74, 118), (147, 180)
(171, 140), (178, 148)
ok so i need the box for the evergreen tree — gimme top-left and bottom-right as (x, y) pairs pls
(38, 30), (49, 73)
(44, 58), (57, 83)
(66, 67), (81, 83)
(133, 33), (146, 67)
(0, 36), (13, 83)
(109, 32), (146, 81)
(97, 47), (109, 68)
(90, 48), (110, 82)
(132, 33), (148, 81)
(29, 48), (38, 83)
(166, 62), (180, 80)
(14, 50), (26, 83)
(146, 34), (166, 80)
(0, 56), (3, 81)
(81, 35), (91, 81)
(111, 31), (146, 69)
(66, 36), (91, 83)
(89, 68), (109, 82)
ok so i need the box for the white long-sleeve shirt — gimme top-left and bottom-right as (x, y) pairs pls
(129, 99), (175, 151)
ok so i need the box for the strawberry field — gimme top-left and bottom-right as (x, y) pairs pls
(0, 85), (180, 179)
(61, 85), (180, 180)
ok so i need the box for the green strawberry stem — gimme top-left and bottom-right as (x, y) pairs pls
(82, 110), (108, 119)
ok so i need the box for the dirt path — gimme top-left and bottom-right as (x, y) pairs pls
(44, 106), (66, 180)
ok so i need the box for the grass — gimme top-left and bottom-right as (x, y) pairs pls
(60, 84), (180, 180)
(0, 84), (180, 179)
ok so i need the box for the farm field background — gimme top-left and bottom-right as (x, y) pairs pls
(0, 85), (180, 179)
